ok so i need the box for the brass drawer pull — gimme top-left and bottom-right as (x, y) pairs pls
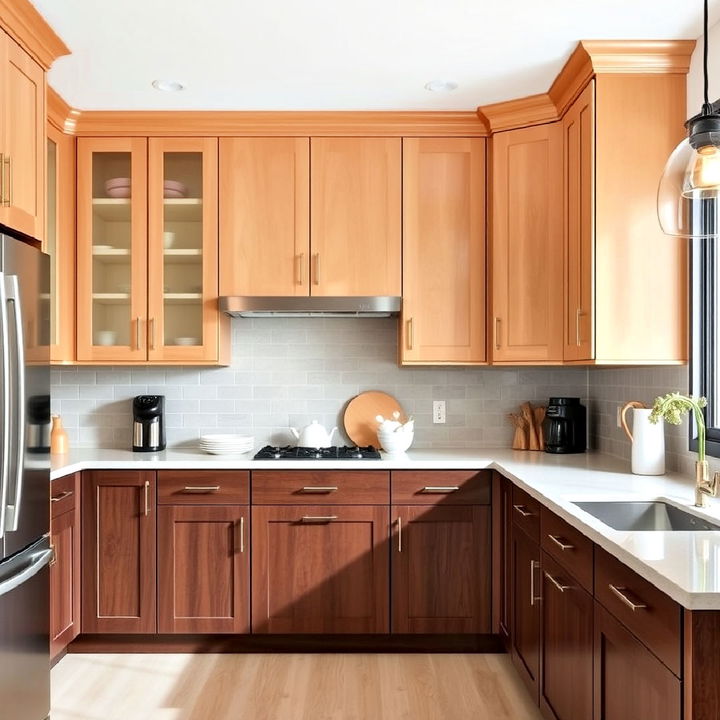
(51, 490), (74, 503)
(300, 486), (338, 493)
(397, 517), (402, 553)
(608, 584), (647, 611)
(545, 571), (571, 593)
(183, 485), (221, 493)
(300, 515), (338, 523)
(239, 516), (245, 553)
(547, 534), (574, 551)
(530, 560), (541, 606)
(513, 504), (533, 517)
(421, 486), (460, 493)
(144, 480), (150, 517)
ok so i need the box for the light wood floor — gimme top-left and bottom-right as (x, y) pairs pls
(51, 653), (542, 720)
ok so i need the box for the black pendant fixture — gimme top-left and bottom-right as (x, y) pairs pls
(658, 0), (720, 237)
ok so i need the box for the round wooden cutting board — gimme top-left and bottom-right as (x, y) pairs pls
(343, 391), (407, 447)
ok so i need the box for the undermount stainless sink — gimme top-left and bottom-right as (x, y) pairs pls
(573, 501), (720, 532)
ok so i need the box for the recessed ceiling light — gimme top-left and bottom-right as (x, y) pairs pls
(424, 80), (458, 92)
(152, 79), (185, 92)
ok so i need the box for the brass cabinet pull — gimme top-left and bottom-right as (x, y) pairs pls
(300, 515), (337, 523)
(239, 516), (245, 553)
(407, 317), (414, 350)
(51, 490), (74, 503)
(530, 560), (541, 606)
(149, 318), (155, 350)
(7, 155), (12, 206)
(608, 584), (647, 611)
(49, 543), (56, 567)
(143, 480), (150, 517)
(134, 317), (142, 350)
(544, 571), (571, 593)
(420, 486), (460, 493)
(576, 308), (583, 347)
(547, 534), (574, 551)
(513, 504), (533, 518)
(2, 156), (10, 207)
(494, 317), (501, 350)
(0, 152), (4, 205)
(397, 517), (402, 553)
(312, 253), (320, 285)
(300, 486), (338, 493)
(295, 253), (304, 285)
(183, 485), (220, 493)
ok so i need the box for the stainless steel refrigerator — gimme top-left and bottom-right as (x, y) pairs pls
(0, 231), (51, 720)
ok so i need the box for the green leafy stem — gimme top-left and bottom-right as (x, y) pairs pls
(649, 392), (708, 462)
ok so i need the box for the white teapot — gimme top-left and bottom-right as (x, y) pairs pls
(289, 420), (337, 448)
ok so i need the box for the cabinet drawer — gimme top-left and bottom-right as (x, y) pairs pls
(252, 471), (389, 505)
(51, 473), (77, 519)
(391, 471), (490, 505)
(595, 547), (681, 676)
(541, 507), (594, 593)
(158, 471), (249, 505)
(511, 486), (541, 540)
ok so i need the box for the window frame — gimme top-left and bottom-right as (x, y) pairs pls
(690, 199), (720, 457)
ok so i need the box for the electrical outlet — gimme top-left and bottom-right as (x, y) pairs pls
(617, 405), (623, 428)
(433, 400), (446, 424)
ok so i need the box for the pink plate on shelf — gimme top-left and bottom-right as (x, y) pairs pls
(163, 179), (187, 198)
(106, 186), (131, 198)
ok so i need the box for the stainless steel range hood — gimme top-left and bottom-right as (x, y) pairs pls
(219, 296), (401, 318)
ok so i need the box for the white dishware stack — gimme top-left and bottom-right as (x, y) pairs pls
(199, 434), (254, 455)
(376, 412), (414, 454)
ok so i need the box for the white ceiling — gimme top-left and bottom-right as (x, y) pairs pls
(32, 0), (717, 111)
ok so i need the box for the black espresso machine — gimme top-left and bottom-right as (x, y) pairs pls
(543, 397), (586, 454)
(133, 395), (166, 452)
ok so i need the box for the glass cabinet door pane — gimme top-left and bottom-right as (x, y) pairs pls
(91, 152), (133, 347)
(161, 151), (204, 348)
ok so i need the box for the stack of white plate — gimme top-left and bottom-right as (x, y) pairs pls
(198, 434), (254, 455)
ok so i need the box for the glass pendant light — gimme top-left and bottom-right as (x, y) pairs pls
(658, 0), (720, 237)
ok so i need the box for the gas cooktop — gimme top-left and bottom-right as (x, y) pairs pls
(254, 445), (382, 460)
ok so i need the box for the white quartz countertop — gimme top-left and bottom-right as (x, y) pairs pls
(51, 447), (720, 610)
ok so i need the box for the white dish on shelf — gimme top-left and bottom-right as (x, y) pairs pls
(93, 245), (115, 251)
(163, 231), (176, 249)
(163, 189), (185, 199)
(106, 186), (131, 199)
(173, 337), (200, 346)
(94, 330), (117, 346)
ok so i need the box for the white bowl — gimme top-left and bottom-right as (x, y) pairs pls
(173, 337), (200, 346)
(377, 429), (413, 454)
(163, 231), (176, 249)
(94, 330), (117, 346)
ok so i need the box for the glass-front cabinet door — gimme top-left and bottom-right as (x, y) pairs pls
(147, 138), (219, 362)
(76, 138), (148, 362)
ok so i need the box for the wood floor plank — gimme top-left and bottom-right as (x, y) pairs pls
(51, 652), (542, 720)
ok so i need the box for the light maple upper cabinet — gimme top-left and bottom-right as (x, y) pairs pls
(563, 81), (594, 362)
(310, 138), (401, 296)
(0, 31), (45, 241)
(401, 138), (486, 365)
(219, 138), (310, 296)
(77, 137), (228, 364)
(563, 74), (688, 364)
(46, 123), (75, 363)
(491, 123), (564, 364)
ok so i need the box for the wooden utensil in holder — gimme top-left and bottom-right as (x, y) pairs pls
(508, 402), (547, 451)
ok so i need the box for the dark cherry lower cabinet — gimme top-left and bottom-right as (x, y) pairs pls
(81, 470), (157, 633)
(511, 525), (541, 700)
(50, 473), (81, 659)
(391, 504), (490, 633)
(539, 552), (593, 720)
(594, 602), (681, 720)
(251, 505), (389, 633)
(158, 505), (249, 633)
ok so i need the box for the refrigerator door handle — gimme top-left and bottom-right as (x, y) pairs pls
(0, 547), (52, 597)
(0, 272), (9, 541)
(4, 275), (25, 532)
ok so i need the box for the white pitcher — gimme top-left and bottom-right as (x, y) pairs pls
(621, 401), (665, 476)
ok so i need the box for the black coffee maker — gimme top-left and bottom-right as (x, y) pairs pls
(132, 395), (166, 452)
(543, 397), (586, 454)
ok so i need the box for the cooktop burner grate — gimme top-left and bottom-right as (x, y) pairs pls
(254, 445), (382, 460)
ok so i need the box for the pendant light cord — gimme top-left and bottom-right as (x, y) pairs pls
(705, 0), (710, 108)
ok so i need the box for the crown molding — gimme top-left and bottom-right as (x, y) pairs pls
(477, 39), (696, 134)
(0, 0), (69, 70)
(47, 87), (79, 134)
(476, 93), (558, 133)
(550, 39), (696, 117)
(66, 110), (489, 137)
